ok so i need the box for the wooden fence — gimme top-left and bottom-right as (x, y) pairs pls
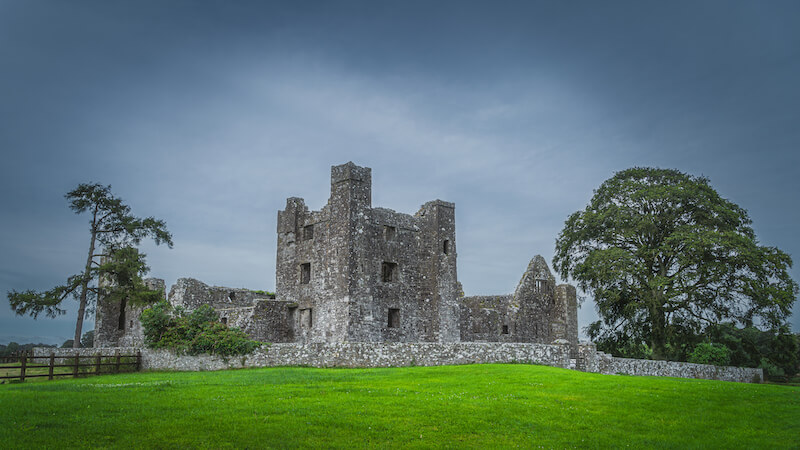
(0, 350), (141, 382)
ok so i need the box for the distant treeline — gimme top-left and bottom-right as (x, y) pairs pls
(0, 342), (57, 356)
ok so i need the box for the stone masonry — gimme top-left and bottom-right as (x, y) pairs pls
(95, 162), (576, 353)
(460, 256), (578, 351)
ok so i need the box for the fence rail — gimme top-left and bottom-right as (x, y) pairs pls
(0, 351), (141, 382)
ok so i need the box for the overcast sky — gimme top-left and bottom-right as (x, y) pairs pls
(2, 1), (799, 345)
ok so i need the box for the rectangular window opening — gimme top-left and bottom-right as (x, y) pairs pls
(303, 224), (314, 240)
(502, 325), (509, 335)
(221, 317), (228, 325)
(300, 263), (311, 284)
(388, 308), (400, 328)
(443, 239), (450, 255)
(382, 262), (397, 282)
(383, 225), (396, 241)
(300, 308), (313, 328)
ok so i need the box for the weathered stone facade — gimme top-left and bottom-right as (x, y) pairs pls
(96, 162), (575, 352)
(276, 162), (459, 343)
(460, 256), (579, 350)
(95, 278), (165, 348)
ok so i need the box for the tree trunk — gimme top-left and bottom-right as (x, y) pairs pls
(73, 214), (98, 348)
(649, 303), (667, 359)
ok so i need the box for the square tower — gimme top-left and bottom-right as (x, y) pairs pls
(275, 162), (460, 343)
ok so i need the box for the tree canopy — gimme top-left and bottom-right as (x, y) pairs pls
(553, 167), (797, 360)
(7, 183), (173, 348)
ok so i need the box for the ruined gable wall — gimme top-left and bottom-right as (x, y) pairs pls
(167, 278), (265, 311)
(458, 256), (579, 350)
(219, 299), (297, 343)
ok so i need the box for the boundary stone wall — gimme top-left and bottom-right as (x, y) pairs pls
(141, 342), (571, 371)
(577, 343), (763, 383)
(33, 343), (763, 383)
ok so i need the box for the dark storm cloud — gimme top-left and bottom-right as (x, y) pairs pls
(1, 1), (799, 343)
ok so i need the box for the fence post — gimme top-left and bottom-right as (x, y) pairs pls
(49, 352), (55, 380)
(136, 350), (142, 372)
(73, 352), (79, 378)
(95, 354), (101, 375)
(115, 350), (121, 374)
(20, 353), (26, 382)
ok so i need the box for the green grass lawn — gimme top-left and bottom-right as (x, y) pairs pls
(0, 364), (797, 448)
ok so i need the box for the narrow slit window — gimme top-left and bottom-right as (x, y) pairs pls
(382, 262), (397, 282)
(303, 224), (314, 240)
(388, 309), (400, 328)
(118, 298), (127, 330)
(300, 263), (311, 284)
(443, 239), (450, 255)
(502, 325), (509, 335)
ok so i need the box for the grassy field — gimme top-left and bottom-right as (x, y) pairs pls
(0, 364), (797, 448)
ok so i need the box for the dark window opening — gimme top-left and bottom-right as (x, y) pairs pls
(228, 291), (236, 301)
(130, 320), (134, 329)
(303, 224), (314, 240)
(118, 298), (127, 330)
(221, 317), (227, 325)
(287, 306), (297, 337)
(300, 263), (311, 284)
(388, 308), (400, 328)
(443, 239), (450, 255)
(502, 325), (509, 334)
(384, 225), (396, 241)
(382, 262), (397, 282)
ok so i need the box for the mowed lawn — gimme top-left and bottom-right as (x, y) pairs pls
(0, 364), (797, 448)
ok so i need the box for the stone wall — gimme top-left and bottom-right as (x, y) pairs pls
(577, 342), (763, 383)
(168, 278), (272, 311)
(599, 355), (763, 383)
(32, 343), (763, 383)
(140, 342), (571, 371)
(95, 278), (165, 348)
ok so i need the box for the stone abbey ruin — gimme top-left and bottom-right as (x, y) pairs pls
(95, 162), (578, 352)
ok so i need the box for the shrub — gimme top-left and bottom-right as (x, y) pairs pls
(689, 343), (731, 366)
(139, 302), (260, 356)
(140, 300), (173, 346)
(187, 305), (219, 328)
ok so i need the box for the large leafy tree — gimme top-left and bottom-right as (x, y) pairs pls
(7, 183), (172, 348)
(553, 168), (797, 359)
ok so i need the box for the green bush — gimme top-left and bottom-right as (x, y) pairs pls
(140, 300), (173, 346)
(689, 343), (731, 366)
(139, 302), (260, 356)
(188, 305), (219, 328)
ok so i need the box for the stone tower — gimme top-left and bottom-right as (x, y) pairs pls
(275, 162), (460, 343)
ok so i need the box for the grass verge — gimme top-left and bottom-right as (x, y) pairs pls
(0, 364), (797, 448)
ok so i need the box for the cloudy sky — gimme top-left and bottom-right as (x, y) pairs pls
(2, 1), (799, 345)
